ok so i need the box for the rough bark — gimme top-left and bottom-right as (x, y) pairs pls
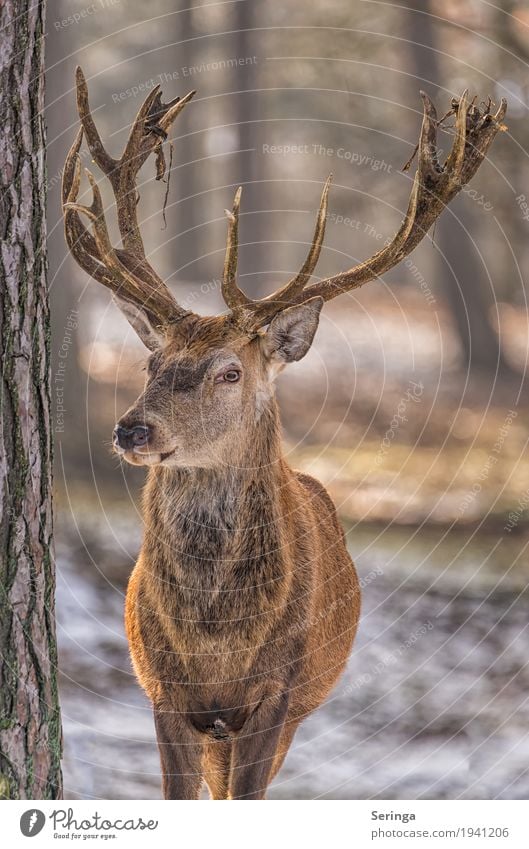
(0, 0), (62, 799)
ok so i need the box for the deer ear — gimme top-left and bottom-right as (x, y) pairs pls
(113, 297), (165, 351)
(261, 297), (324, 363)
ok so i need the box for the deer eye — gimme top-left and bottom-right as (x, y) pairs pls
(216, 368), (241, 384)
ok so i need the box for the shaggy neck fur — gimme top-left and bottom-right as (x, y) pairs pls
(141, 397), (291, 635)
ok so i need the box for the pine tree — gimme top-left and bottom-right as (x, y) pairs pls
(0, 0), (62, 799)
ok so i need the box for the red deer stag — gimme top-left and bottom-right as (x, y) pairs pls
(62, 67), (506, 799)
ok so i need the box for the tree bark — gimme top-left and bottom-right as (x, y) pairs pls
(0, 0), (62, 799)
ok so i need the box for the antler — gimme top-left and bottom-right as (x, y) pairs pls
(222, 91), (507, 331)
(62, 66), (195, 327)
(63, 74), (507, 338)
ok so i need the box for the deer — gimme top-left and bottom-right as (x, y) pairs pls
(62, 67), (506, 799)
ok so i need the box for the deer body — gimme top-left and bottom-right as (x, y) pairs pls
(116, 315), (360, 798)
(62, 67), (505, 798)
(125, 392), (359, 798)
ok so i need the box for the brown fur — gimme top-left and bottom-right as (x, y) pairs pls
(118, 314), (361, 799)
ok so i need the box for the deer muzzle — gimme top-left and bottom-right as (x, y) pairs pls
(113, 424), (150, 451)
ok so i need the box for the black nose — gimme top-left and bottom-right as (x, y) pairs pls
(114, 424), (150, 450)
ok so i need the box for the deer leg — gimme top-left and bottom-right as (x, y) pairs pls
(229, 691), (289, 800)
(153, 707), (203, 799)
(269, 716), (302, 784)
(202, 739), (232, 800)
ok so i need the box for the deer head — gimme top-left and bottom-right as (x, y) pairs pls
(63, 68), (506, 468)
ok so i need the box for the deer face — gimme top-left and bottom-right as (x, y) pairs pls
(113, 300), (323, 468)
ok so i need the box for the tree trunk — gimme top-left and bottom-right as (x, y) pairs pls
(0, 0), (62, 800)
(174, 4), (200, 282)
(46, 0), (88, 484)
(233, 0), (267, 296)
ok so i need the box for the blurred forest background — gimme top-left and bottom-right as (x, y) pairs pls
(46, 0), (529, 799)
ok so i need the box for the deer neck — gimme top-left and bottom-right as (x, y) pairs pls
(142, 399), (288, 570)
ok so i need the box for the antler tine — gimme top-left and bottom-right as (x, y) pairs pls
(64, 169), (181, 323)
(75, 66), (196, 261)
(157, 89), (197, 135)
(222, 187), (251, 310)
(222, 176), (333, 329)
(64, 67), (196, 326)
(75, 66), (117, 176)
(116, 88), (198, 257)
(114, 82), (166, 257)
(239, 89), (506, 324)
(119, 87), (195, 184)
(258, 175), (332, 310)
(121, 84), (165, 171)
(62, 127), (117, 290)
(62, 127), (158, 297)
(447, 88), (469, 178)
(66, 169), (124, 268)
